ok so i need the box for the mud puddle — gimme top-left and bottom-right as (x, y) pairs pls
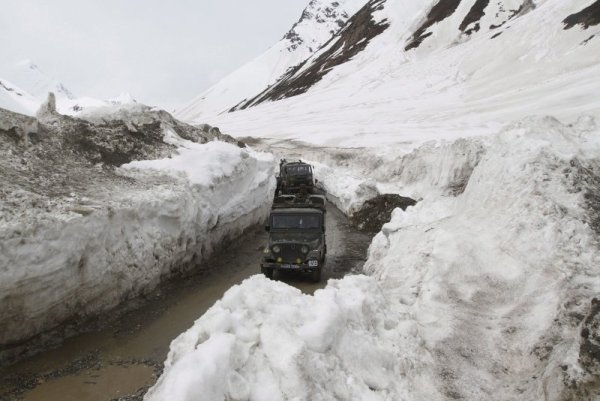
(0, 203), (371, 401)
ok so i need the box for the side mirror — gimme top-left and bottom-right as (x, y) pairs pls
(265, 225), (270, 232)
(315, 178), (319, 184)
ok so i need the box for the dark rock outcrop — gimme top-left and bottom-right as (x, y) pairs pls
(351, 194), (417, 233)
(459, 0), (490, 35)
(405, 0), (462, 51)
(563, 0), (600, 30)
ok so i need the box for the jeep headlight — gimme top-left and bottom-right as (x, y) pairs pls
(308, 250), (321, 259)
(272, 245), (281, 253)
(263, 247), (271, 254)
(301, 245), (309, 254)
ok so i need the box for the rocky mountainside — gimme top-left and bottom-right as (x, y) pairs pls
(175, 0), (367, 121)
(233, 0), (597, 110)
(202, 0), (599, 151)
(179, 0), (600, 123)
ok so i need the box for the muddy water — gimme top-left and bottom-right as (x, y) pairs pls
(0, 203), (371, 401)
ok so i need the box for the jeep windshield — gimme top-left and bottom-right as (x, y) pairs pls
(285, 165), (312, 176)
(271, 213), (320, 229)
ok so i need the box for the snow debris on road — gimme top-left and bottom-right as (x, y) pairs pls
(145, 274), (440, 401)
(0, 100), (275, 360)
(147, 116), (600, 401)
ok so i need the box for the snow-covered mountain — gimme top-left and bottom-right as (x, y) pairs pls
(175, 0), (368, 121)
(0, 60), (137, 116)
(182, 0), (600, 147)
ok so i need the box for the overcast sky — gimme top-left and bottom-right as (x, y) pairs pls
(0, 0), (308, 110)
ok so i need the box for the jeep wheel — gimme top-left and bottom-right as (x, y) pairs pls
(310, 267), (322, 283)
(261, 267), (274, 279)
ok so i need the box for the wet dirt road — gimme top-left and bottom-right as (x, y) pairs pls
(0, 203), (371, 401)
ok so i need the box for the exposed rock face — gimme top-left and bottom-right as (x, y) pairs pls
(558, 298), (600, 400)
(459, 0), (490, 34)
(563, 0), (600, 30)
(350, 194), (417, 233)
(405, 0), (462, 51)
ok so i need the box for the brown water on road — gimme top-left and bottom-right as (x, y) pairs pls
(0, 203), (371, 401)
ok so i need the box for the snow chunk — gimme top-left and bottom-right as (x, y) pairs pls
(123, 140), (246, 186)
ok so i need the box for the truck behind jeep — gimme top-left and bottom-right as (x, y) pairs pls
(276, 159), (315, 195)
(261, 194), (326, 282)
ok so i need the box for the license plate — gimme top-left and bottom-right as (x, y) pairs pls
(280, 264), (300, 269)
(308, 260), (318, 267)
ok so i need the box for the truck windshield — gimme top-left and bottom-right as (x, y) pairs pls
(286, 165), (312, 176)
(272, 214), (320, 229)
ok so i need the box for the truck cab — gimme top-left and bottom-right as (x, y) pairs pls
(276, 159), (315, 195)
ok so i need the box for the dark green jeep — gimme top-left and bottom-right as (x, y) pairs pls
(276, 159), (315, 195)
(261, 194), (326, 282)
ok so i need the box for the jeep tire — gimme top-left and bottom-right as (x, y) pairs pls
(261, 266), (274, 279)
(310, 267), (322, 283)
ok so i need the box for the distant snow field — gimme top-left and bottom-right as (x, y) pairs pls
(0, 60), (137, 116)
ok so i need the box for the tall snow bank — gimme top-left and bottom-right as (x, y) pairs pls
(364, 116), (600, 399)
(145, 275), (440, 401)
(0, 109), (275, 357)
(147, 116), (600, 400)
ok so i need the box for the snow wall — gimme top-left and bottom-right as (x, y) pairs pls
(146, 116), (600, 401)
(0, 139), (276, 357)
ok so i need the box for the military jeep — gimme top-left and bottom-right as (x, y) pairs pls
(261, 194), (326, 282)
(276, 159), (315, 195)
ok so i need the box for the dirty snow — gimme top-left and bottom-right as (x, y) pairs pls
(0, 105), (275, 359)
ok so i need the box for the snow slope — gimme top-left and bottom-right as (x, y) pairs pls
(198, 0), (600, 149)
(175, 0), (367, 121)
(149, 0), (600, 400)
(0, 103), (275, 360)
(0, 78), (39, 116)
